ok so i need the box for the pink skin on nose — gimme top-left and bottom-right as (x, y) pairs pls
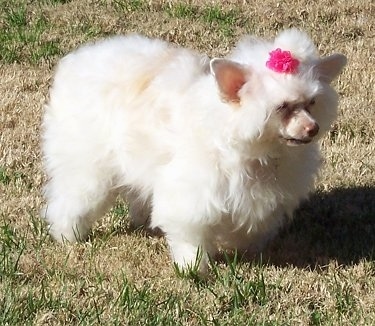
(305, 121), (319, 137)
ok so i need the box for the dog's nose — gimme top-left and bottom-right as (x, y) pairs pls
(305, 123), (319, 137)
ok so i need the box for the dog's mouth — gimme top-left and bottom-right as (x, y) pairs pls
(283, 137), (312, 146)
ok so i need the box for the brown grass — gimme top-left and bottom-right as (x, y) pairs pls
(0, 0), (374, 324)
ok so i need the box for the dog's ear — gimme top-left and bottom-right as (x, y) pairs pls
(210, 58), (248, 103)
(314, 54), (347, 83)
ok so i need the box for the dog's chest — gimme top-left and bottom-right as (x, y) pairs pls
(220, 157), (282, 219)
(206, 157), (285, 249)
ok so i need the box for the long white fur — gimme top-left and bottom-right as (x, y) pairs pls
(41, 29), (346, 271)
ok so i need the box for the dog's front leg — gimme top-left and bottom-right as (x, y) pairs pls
(151, 196), (214, 274)
(150, 164), (217, 274)
(164, 223), (213, 274)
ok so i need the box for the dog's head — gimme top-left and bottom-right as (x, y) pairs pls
(210, 29), (347, 147)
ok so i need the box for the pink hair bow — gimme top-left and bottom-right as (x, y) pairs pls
(266, 48), (299, 74)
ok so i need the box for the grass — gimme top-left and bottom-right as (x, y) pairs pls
(0, 2), (61, 64)
(0, 0), (374, 324)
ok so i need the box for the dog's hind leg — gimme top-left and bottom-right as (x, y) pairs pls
(42, 169), (117, 243)
(123, 189), (151, 229)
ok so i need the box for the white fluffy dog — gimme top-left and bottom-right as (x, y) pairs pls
(42, 29), (346, 272)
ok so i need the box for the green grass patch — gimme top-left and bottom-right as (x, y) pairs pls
(165, 3), (241, 37)
(165, 2), (198, 19)
(0, 3), (61, 64)
(0, 167), (11, 185)
(0, 166), (30, 188)
(0, 220), (26, 279)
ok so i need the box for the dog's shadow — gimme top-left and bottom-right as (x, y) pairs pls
(259, 186), (375, 268)
(103, 186), (375, 269)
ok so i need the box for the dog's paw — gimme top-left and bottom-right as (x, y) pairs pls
(169, 240), (209, 276)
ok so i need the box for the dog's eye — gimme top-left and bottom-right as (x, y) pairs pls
(276, 102), (288, 111)
(310, 98), (316, 106)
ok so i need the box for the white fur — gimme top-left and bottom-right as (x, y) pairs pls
(41, 29), (346, 271)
